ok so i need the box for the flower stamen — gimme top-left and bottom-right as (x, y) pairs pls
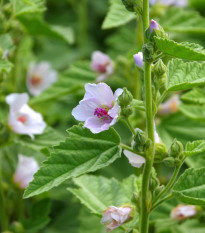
(94, 107), (113, 122)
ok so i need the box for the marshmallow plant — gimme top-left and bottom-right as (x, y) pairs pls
(2, 1), (202, 233)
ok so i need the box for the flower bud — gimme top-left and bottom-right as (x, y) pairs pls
(153, 185), (164, 197)
(134, 129), (147, 146)
(169, 139), (183, 158)
(142, 43), (155, 63)
(163, 157), (181, 167)
(133, 52), (143, 68)
(10, 221), (25, 233)
(154, 143), (168, 162)
(149, 174), (159, 191)
(120, 106), (133, 118)
(101, 205), (135, 232)
(153, 59), (166, 77)
(150, 19), (159, 33)
(118, 87), (133, 107)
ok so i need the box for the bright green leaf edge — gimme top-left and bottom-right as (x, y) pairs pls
(23, 125), (121, 199)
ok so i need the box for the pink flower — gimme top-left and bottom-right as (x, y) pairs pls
(171, 204), (197, 220)
(158, 95), (180, 115)
(72, 83), (123, 134)
(14, 154), (39, 189)
(101, 206), (132, 232)
(6, 93), (46, 138)
(150, 19), (159, 33)
(133, 52), (143, 68)
(91, 51), (114, 82)
(124, 128), (160, 168)
(27, 62), (58, 96)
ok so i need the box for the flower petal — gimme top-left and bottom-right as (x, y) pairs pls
(124, 150), (145, 168)
(72, 98), (100, 121)
(84, 83), (114, 107)
(6, 93), (29, 111)
(84, 117), (110, 133)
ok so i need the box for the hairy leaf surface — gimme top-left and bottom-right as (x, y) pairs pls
(68, 175), (139, 215)
(155, 37), (205, 60)
(166, 59), (205, 91)
(181, 88), (205, 104)
(179, 104), (205, 121)
(173, 167), (205, 205)
(24, 125), (121, 198)
(183, 140), (205, 156)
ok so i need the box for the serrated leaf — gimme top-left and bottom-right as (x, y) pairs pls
(181, 88), (205, 104)
(160, 8), (205, 34)
(12, 0), (46, 16)
(183, 140), (205, 156)
(179, 104), (205, 121)
(29, 61), (95, 105)
(17, 14), (74, 44)
(0, 60), (13, 73)
(166, 59), (205, 91)
(23, 125), (121, 198)
(173, 167), (205, 205)
(102, 0), (136, 29)
(68, 175), (139, 215)
(154, 37), (205, 61)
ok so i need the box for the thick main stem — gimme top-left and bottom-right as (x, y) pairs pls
(139, 1), (155, 233)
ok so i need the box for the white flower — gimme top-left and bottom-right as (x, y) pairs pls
(158, 95), (180, 115)
(91, 51), (114, 82)
(133, 52), (143, 68)
(101, 206), (132, 232)
(124, 128), (160, 168)
(171, 204), (197, 220)
(6, 93), (46, 138)
(14, 154), (39, 189)
(27, 62), (58, 96)
(72, 83), (123, 134)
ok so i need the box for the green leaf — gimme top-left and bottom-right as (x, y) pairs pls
(160, 8), (205, 34)
(131, 99), (145, 111)
(22, 199), (51, 233)
(166, 59), (205, 91)
(0, 60), (13, 73)
(179, 104), (205, 121)
(68, 175), (139, 215)
(181, 88), (205, 104)
(17, 14), (74, 44)
(12, 0), (46, 16)
(29, 61), (95, 105)
(14, 127), (64, 156)
(102, 0), (136, 29)
(23, 125), (121, 198)
(154, 37), (205, 61)
(173, 167), (205, 205)
(183, 140), (205, 156)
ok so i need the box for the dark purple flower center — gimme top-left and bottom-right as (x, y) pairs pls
(94, 106), (113, 123)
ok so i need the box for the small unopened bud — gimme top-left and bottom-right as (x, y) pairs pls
(153, 185), (164, 197)
(149, 174), (159, 191)
(142, 43), (155, 63)
(134, 130), (147, 146)
(169, 139), (183, 158)
(163, 157), (181, 167)
(155, 143), (168, 162)
(150, 19), (159, 33)
(153, 59), (166, 77)
(133, 52), (143, 68)
(118, 87), (133, 107)
(121, 106), (133, 118)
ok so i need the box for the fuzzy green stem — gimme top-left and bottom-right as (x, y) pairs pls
(139, 1), (155, 233)
(0, 153), (8, 231)
(125, 118), (136, 135)
(151, 194), (173, 211)
(153, 164), (182, 206)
